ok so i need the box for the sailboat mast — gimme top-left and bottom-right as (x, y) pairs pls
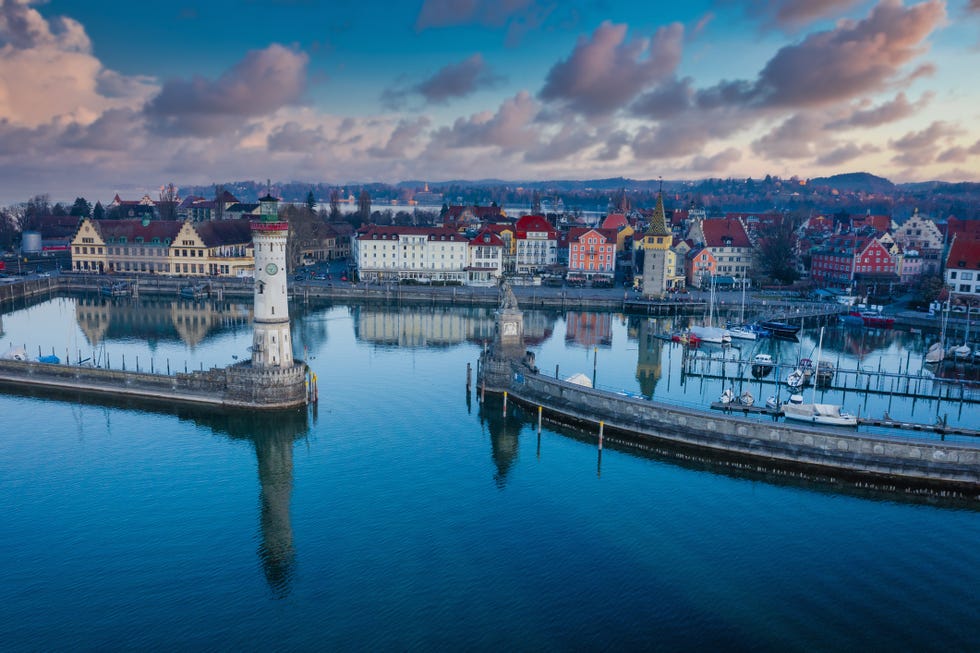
(812, 326), (824, 406)
(740, 279), (746, 324)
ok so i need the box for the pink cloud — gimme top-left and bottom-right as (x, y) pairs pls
(539, 21), (683, 117)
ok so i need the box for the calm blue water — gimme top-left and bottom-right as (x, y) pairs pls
(1, 296), (979, 651)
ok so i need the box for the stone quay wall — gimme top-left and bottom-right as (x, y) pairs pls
(503, 370), (980, 495)
(0, 358), (308, 410)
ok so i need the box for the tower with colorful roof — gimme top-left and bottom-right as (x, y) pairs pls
(640, 189), (672, 299)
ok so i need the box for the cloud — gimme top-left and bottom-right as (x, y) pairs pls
(752, 113), (824, 159)
(0, 0), (157, 128)
(539, 21), (683, 118)
(595, 130), (630, 161)
(267, 121), (330, 153)
(381, 54), (502, 108)
(815, 142), (880, 166)
(828, 92), (933, 129)
(890, 120), (961, 166)
(753, 0), (946, 108)
(720, 0), (865, 30)
(426, 91), (539, 153)
(144, 44), (308, 136)
(631, 76), (694, 119)
(368, 117), (430, 158)
(684, 147), (742, 173)
(523, 120), (599, 163)
(59, 108), (145, 151)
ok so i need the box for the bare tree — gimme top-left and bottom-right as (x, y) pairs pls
(329, 189), (341, 221)
(213, 185), (225, 221)
(159, 183), (178, 220)
(357, 189), (371, 225)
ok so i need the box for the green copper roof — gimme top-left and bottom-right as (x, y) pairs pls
(645, 192), (671, 237)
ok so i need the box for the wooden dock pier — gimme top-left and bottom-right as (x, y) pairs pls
(682, 350), (980, 405)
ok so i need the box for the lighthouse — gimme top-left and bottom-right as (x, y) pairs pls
(251, 193), (293, 368)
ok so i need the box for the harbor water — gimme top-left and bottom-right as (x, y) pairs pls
(1, 295), (979, 650)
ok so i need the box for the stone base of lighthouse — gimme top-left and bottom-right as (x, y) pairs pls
(224, 360), (308, 408)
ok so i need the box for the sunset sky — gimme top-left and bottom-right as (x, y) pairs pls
(1, 0), (979, 203)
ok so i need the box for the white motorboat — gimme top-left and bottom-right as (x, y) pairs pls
(690, 326), (731, 344)
(728, 326), (757, 340)
(788, 394), (804, 404)
(752, 354), (774, 366)
(782, 403), (858, 426)
(765, 396), (778, 410)
(719, 388), (735, 404)
(739, 390), (754, 407)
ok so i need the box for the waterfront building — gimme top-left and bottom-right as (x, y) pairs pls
(599, 213), (635, 253)
(945, 234), (980, 301)
(810, 233), (896, 289)
(250, 194), (293, 368)
(354, 225), (468, 283)
(514, 215), (558, 275)
(687, 215), (754, 283)
(686, 245), (717, 289)
(639, 192), (672, 298)
(70, 217), (253, 276)
(567, 227), (616, 281)
(893, 209), (944, 274)
(466, 228), (504, 286)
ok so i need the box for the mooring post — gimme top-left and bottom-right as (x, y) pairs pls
(167, 359), (170, 375)
(136, 356), (139, 372)
(592, 346), (598, 388)
(537, 405), (542, 434)
(466, 362), (471, 391)
(122, 354), (125, 371)
(555, 364), (559, 379)
(598, 420), (604, 450)
(503, 391), (508, 417)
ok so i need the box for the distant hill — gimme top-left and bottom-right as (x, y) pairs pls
(808, 172), (894, 193)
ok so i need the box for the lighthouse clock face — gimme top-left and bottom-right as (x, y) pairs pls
(266, 263), (278, 275)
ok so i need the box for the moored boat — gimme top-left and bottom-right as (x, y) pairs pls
(757, 320), (801, 338)
(727, 326), (757, 340)
(751, 353), (775, 378)
(689, 326), (731, 344)
(849, 311), (895, 328)
(782, 403), (857, 426)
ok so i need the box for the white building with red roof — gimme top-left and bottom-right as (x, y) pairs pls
(354, 225), (469, 284)
(945, 235), (980, 302)
(467, 228), (504, 286)
(514, 214), (558, 274)
(688, 216), (754, 282)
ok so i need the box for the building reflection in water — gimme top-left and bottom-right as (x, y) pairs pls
(633, 316), (666, 398)
(564, 311), (613, 348)
(352, 305), (555, 348)
(74, 296), (251, 347)
(189, 408), (309, 598)
(477, 395), (523, 489)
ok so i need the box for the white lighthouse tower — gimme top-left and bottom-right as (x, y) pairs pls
(251, 193), (294, 368)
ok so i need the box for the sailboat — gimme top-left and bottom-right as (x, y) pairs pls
(925, 300), (949, 364)
(690, 276), (731, 344)
(728, 280), (757, 340)
(949, 306), (972, 360)
(781, 326), (857, 426)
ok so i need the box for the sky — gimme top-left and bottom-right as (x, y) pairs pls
(1, 0), (980, 204)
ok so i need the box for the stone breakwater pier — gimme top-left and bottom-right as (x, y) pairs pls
(0, 358), (309, 410)
(477, 285), (980, 499)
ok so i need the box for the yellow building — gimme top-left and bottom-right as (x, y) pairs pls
(71, 218), (254, 277)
